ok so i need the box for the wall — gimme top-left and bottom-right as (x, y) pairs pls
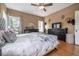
(45, 3), (79, 34)
(0, 3), (1, 12)
(0, 3), (7, 15)
(7, 9), (42, 32)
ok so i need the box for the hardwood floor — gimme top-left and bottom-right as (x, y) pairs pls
(46, 41), (79, 56)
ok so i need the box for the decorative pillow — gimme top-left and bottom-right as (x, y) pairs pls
(3, 30), (17, 43)
(0, 31), (5, 47)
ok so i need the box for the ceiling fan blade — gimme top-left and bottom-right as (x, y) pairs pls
(39, 3), (45, 6)
(44, 3), (53, 6)
(31, 3), (39, 6)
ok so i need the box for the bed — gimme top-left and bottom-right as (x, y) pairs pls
(0, 32), (59, 56)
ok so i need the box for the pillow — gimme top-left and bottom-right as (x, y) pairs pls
(0, 31), (5, 47)
(3, 30), (17, 43)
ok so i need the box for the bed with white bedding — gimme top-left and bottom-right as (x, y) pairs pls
(1, 32), (59, 56)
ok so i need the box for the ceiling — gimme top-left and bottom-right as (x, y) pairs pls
(5, 3), (74, 17)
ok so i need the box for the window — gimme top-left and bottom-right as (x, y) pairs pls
(8, 16), (22, 34)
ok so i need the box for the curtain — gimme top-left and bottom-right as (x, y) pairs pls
(0, 17), (5, 30)
(0, 12), (6, 30)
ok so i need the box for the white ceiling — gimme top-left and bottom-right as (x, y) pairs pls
(5, 3), (73, 17)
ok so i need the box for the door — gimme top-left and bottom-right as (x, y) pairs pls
(38, 20), (44, 32)
(75, 11), (79, 45)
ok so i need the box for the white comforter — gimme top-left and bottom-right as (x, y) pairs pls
(2, 32), (59, 56)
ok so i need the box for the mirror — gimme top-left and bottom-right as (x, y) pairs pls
(52, 22), (61, 29)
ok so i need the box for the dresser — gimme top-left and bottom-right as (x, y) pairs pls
(48, 28), (67, 42)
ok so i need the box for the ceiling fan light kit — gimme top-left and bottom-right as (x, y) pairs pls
(39, 6), (46, 12)
(31, 3), (53, 12)
(39, 6), (45, 9)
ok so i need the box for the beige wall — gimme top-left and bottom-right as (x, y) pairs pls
(0, 3), (1, 12)
(45, 3), (79, 34)
(7, 9), (42, 31)
(0, 3), (7, 14)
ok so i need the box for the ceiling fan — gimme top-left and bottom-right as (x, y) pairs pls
(31, 3), (53, 12)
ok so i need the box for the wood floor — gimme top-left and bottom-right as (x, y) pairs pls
(46, 41), (79, 56)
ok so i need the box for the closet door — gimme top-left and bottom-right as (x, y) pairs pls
(75, 11), (79, 45)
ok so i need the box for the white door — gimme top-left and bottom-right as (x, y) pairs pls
(75, 11), (79, 45)
(38, 20), (44, 32)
